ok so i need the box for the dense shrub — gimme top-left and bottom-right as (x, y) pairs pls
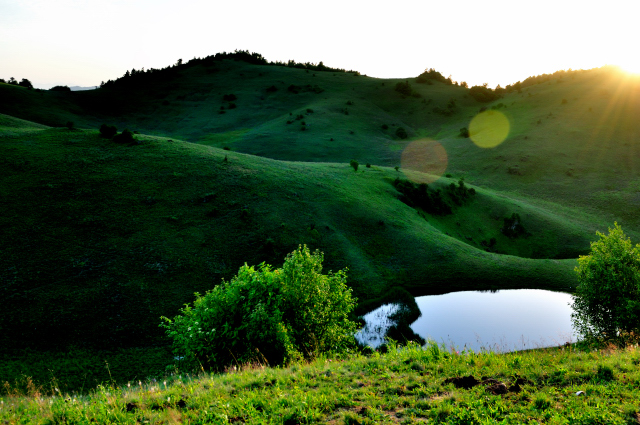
(393, 178), (452, 215)
(572, 223), (640, 344)
(395, 81), (413, 96)
(350, 159), (359, 172)
(395, 127), (408, 139)
(222, 94), (237, 101)
(113, 129), (135, 144)
(18, 78), (33, 89)
(469, 85), (501, 102)
(65, 121), (74, 130)
(99, 124), (117, 138)
(501, 213), (526, 238)
(50, 85), (71, 92)
(161, 246), (357, 370)
(416, 68), (451, 85)
(459, 127), (470, 138)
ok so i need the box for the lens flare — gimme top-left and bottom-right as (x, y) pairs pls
(400, 139), (448, 183)
(469, 110), (510, 148)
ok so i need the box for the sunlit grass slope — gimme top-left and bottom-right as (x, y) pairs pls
(1, 121), (583, 355)
(4, 343), (640, 424)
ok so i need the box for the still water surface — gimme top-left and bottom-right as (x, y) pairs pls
(356, 289), (576, 352)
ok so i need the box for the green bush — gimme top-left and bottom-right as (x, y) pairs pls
(395, 81), (412, 96)
(395, 127), (408, 139)
(113, 129), (135, 144)
(161, 246), (357, 370)
(350, 159), (359, 172)
(572, 223), (640, 344)
(99, 124), (117, 138)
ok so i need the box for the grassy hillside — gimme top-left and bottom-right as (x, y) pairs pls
(4, 342), (640, 424)
(2, 62), (639, 230)
(2, 56), (639, 391)
(1, 122), (584, 352)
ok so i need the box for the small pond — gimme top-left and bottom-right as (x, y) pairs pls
(356, 289), (576, 352)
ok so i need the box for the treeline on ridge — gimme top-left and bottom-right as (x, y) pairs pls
(99, 50), (363, 89)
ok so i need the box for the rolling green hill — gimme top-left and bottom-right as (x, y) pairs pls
(1, 54), (639, 389)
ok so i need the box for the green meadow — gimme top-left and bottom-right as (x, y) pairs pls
(2, 53), (640, 421)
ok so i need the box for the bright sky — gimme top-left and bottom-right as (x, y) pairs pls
(1, 0), (637, 89)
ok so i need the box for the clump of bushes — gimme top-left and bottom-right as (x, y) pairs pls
(160, 246), (357, 370)
(350, 159), (359, 172)
(395, 81), (413, 97)
(113, 129), (136, 144)
(222, 94), (237, 101)
(445, 178), (476, 206)
(393, 178), (452, 216)
(99, 124), (117, 138)
(395, 127), (408, 139)
(65, 121), (74, 130)
(469, 85), (501, 103)
(50, 85), (71, 92)
(459, 127), (470, 138)
(501, 213), (527, 238)
(266, 85), (278, 93)
(416, 68), (452, 85)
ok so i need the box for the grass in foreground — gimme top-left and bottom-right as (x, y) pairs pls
(3, 342), (640, 424)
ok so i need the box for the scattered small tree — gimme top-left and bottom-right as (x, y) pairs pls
(572, 223), (640, 344)
(350, 159), (359, 172)
(161, 246), (357, 370)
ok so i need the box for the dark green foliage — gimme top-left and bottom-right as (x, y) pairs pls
(99, 124), (117, 138)
(18, 78), (33, 89)
(306, 108), (314, 113)
(395, 127), (408, 139)
(365, 163), (371, 168)
(161, 246), (357, 370)
(350, 159), (359, 172)
(469, 85), (501, 102)
(65, 121), (74, 130)
(394, 81), (413, 96)
(572, 223), (640, 344)
(416, 68), (451, 85)
(501, 213), (527, 238)
(595, 365), (614, 382)
(223, 94), (237, 101)
(445, 178), (476, 206)
(113, 129), (135, 144)
(393, 178), (452, 216)
(381, 124), (388, 130)
(50, 85), (71, 92)
(228, 102), (237, 109)
(459, 127), (469, 138)
(266, 85), (278, 93)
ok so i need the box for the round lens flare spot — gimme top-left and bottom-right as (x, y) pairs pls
(469, 110), (510, 148)
(400, 139), (448, 184)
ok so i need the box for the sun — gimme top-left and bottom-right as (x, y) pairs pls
(614, 59), (640, 76)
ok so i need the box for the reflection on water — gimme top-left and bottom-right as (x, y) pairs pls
(355, 303), (400, 347)
(357, 289), (576, 352)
